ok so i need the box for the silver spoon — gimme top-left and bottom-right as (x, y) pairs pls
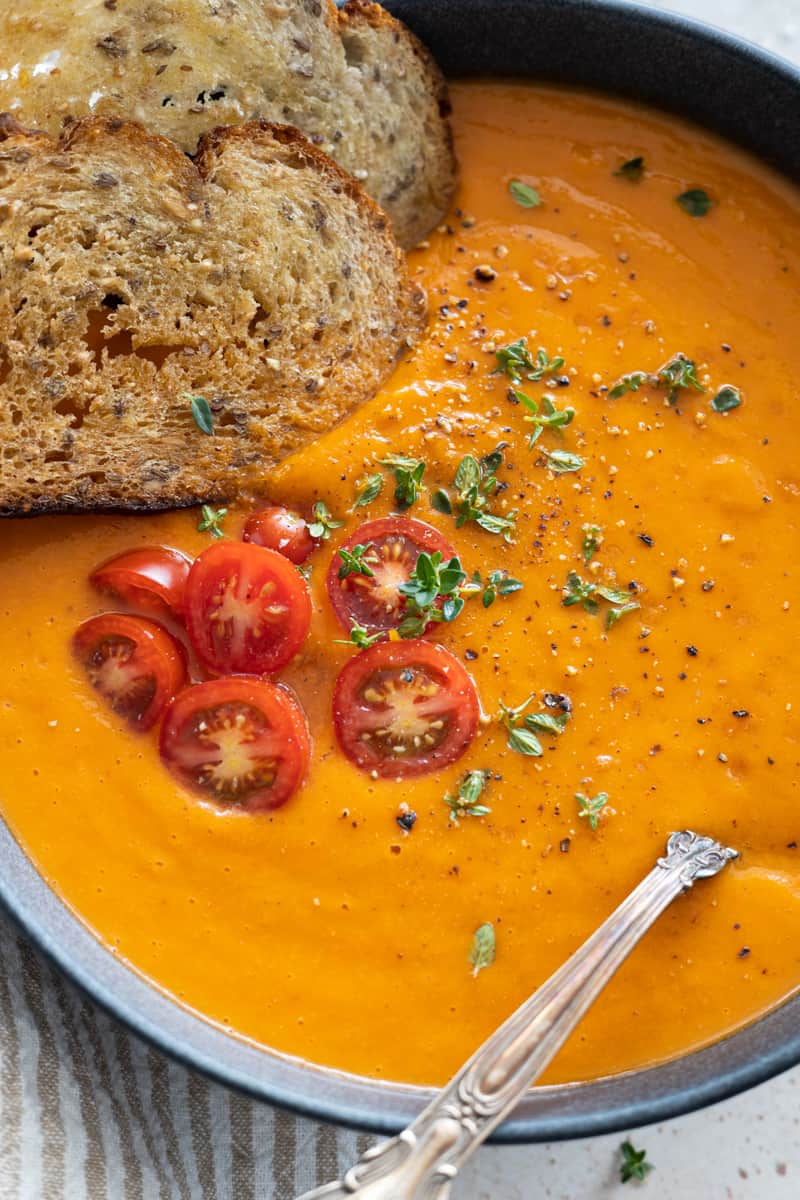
(297, 829), (736, 1200)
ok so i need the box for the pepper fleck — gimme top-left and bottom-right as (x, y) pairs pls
(732, 709), (750, 718)
(737, 947), (751, 959)
(687, 645), (699, 657)
(638, 533), (654, 547)
(396, 811), (417, 833)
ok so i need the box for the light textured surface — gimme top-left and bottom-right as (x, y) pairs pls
(2, 1), (800, 1197)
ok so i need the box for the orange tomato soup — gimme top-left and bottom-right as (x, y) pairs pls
(2, 82), (800, 1087)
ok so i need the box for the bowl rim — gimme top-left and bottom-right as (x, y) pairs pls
(4, 0), (800, 1144)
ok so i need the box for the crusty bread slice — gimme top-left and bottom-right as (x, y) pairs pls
(0, 0), (455, 248)
(0, 116), (426, 516)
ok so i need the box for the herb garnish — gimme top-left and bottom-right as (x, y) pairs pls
(189, 394), (214, 435)
(469, 923), (496, 977)
(608, 371), (650, 399)
(432, 448), (517, 542)
(614, 156), (645, 182)
(197, 504), (227, 539)
(609, 353), (705, 405)
(337, 543), (374, 580)
(377, 454), (426, 508)
(543, 448), (585, 474)
(619, 1140), (654, 1184)
(476, 569), (524, 608)
(676, 188), (713, 217)
(582, 523), (602, 563)
(605, 601), (641, 630)
(354, 473), (384, 508)
(334, 623), (383, 650)
(514, 389), (575, 449)
(577, 791), (609, 831)
(563, 572), (639, 628)
(397, 550), (469, 638)
(494, 338), (565, 383)
(445, 769), (492, 821)
(711, 385), (742, 413)
(563, 571), (600, 611)
(498, 694), (570, 757)
(307, 500), (343, 541)
(509, 180), (541, 208)
(658, 354), (705, 402)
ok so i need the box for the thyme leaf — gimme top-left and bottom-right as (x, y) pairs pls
(676, 188), (712, 217)
(354, 473), (384, 508)
(469, 922), (496, 977)
(444, 769), (492, 820)
(307, 501), (343, 541)
(377, 454), (426, 509)
(576, 791), (609, 831)
(197, 504), (227, 539)
(509, 180), (541, 208)
(189, 394), (214, 435)
(614, 155), (645, 182)
(337, 543), (374, 580)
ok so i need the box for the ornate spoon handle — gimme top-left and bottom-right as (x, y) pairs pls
(297, 830), (736, 1200)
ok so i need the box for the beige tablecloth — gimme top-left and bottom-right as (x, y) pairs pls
(0, 911), (374, 1199)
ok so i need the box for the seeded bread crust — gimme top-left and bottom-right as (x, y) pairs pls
(0, 116), (427, 516)
(0, 0), (456, 248)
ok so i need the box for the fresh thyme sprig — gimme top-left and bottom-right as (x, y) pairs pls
(497, 694), (570, 756)
(444, 769), (492, 821)
(308, 500), (343, 540)
(609, 353), (705, 405)
(431, 447), (517, 542)
(494, 338), (565, 384)
(197, 504), (227, 539)
(377, 454), (426, 508)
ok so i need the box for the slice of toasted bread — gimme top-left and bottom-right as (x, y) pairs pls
(0, 116), (426, 516)
(0, 0), (455, 248)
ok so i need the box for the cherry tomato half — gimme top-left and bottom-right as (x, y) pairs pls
(159, 677), (311, 811)
(326, 517), (456, 636)
(332, 639), (479, 778)
(185, 541), (312, 676)
(90, 546), (192, 620)
(73, 613), (187, 731)
(243, 505), (316, 564)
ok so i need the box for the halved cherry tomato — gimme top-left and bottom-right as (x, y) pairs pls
(332, 639), (479, 778)
(185, 542), (312, 676)
(73, 613), (187, 731)
(90, 546), (192, 620)
(159, 677), (311, 811)
(243, 505), (316, 564)
(326, 517), (456, 636)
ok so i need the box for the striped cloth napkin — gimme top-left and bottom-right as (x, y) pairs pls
(0, 910), (375, 1199)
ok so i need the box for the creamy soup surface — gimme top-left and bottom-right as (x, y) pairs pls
(2, 81), (800, 1088)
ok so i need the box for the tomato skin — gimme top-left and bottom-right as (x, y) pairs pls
(243, 506), (316, 564)
(326, 517), (456, 636)
(159, 677), (311, 811)
(73, 613), (187, 731)
(332, 639), (479, 778)
(185, 541), (312, 676)
(90, 546), (192, 620)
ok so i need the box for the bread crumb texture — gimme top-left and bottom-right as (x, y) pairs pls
(0, 0), (456, 247)
(0, 117), (427, 514)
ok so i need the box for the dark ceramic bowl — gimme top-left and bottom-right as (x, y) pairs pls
(2, 0), (800, 1143)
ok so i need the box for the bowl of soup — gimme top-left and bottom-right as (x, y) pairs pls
(2, 0), (800, 1141)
